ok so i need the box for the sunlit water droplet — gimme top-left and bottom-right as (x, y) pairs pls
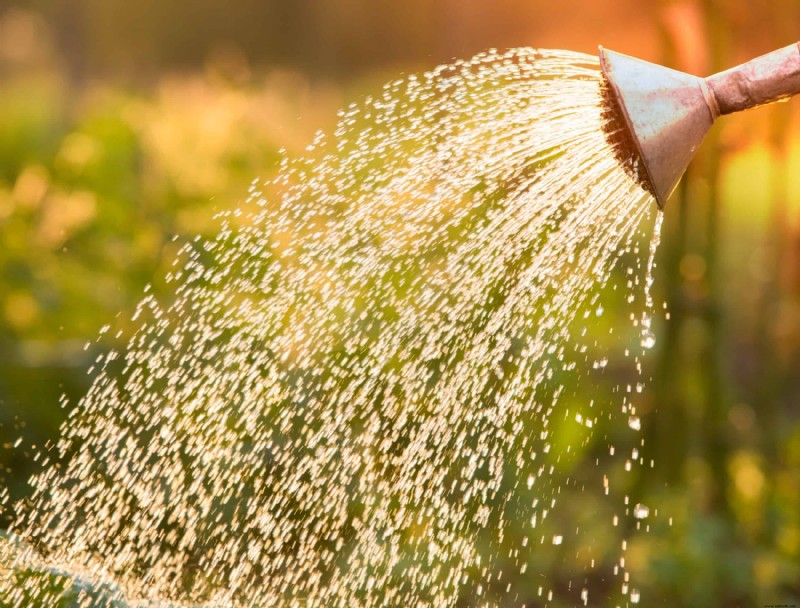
(639, 212), (663, 350)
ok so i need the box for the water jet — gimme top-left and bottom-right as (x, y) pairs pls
(600, 42), (800, 208)
(0, 47), (687, 606)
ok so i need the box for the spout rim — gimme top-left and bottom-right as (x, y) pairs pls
(598, 45), (665, 209)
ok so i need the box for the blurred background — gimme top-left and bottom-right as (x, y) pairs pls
(0, 0), (799, 606)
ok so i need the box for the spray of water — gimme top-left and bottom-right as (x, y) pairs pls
(1, 48), (659, 606)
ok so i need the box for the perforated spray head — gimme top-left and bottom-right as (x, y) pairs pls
(600, 42), (800, 208)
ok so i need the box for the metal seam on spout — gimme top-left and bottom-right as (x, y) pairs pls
(699, 80), (721, 121)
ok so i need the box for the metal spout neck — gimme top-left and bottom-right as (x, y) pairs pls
(600, 42), (800, 208)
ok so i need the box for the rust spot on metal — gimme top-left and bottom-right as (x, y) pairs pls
(599, 78), (653, 199)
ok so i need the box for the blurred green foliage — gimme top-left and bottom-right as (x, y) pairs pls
(0, 3), (799, 607)
(0, 20), (345, 512)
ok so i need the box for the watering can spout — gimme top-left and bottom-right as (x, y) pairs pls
(600, 42), (800, 209)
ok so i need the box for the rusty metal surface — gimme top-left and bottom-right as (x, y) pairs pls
(599, 47), (715, 209)
(706, 42), (800, 115)
(600, 42), (800, 209)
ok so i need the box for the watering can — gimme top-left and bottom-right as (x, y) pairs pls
(599, 42), (800, 208)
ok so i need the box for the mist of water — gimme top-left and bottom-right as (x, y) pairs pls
(1, 48), (659, 607)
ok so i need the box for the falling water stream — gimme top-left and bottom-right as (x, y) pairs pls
(1, 49), (661, 607)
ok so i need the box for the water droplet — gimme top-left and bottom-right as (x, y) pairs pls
(633, 504), (649, 519)
(628, 416), (641, 431)
(552, 535), (563, 545)
(631, 588), (640, 603)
